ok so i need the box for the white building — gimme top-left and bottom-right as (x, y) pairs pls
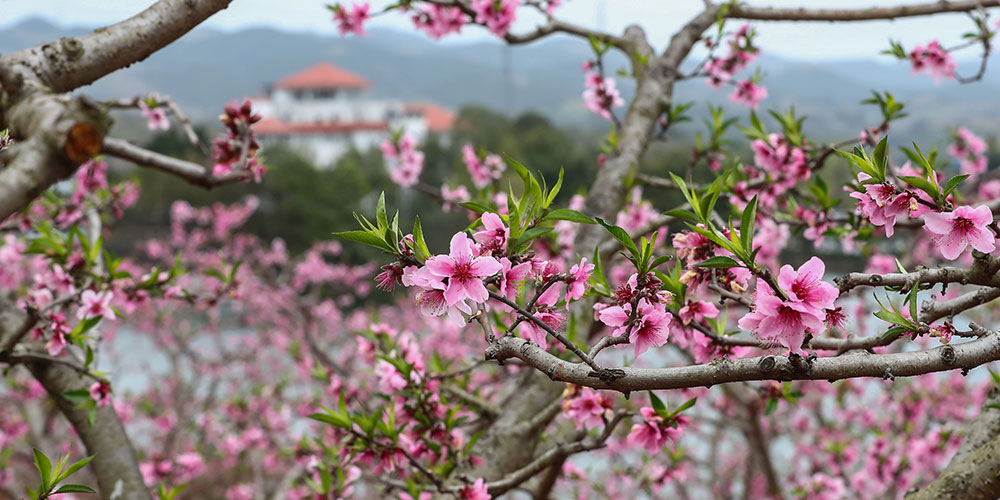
(254, 62), (454, 168)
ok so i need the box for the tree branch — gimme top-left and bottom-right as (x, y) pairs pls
(485, 328), (1000, 392)
(1, 0), (234, 93)
(726, 0), (1000, 22)
(103, 137), (248, 188)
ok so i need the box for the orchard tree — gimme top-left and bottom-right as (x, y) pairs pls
(4, 1), (1000, 500)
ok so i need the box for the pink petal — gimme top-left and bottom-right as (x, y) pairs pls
(469, 256), (502, 277)
(922, 211), (953, 236)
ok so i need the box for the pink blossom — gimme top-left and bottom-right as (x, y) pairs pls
(441, 185), (471, 212)
(582, 72), (624, 120)
(77, 290), (115, 321)
(923, 205), (996, 260)
(598, 299), (671, 357)
(949, 127), (989, 179)
(333, 2), (370, 36)
(776, 256), (838, 312)
(89, 380), (112, 407)
(384, 133), (425, 189)
(566, 258), (594, 301)
(498, 258), (531, 301)
(909, 40), (956, 83)
(425, 233), (501, 305)
(138, 100), (170, 131)
(678, 300), (719, 324)
(563, 388), (614, 430)
(472, 212), (509, 254)
(460, 478), (491, 500)
(729, 79), (767, 108)
(738, 278), (825, 354)
(375, 360), (408, 393)
(518, 284), (565, 349)
(471, 0), (518, 36)
(850, 173), (915, 237)
(865, 254), (898, 275)
(626, 407), (687, 453)
(411, 4), (465, 39)
(46, 327), (68, 357)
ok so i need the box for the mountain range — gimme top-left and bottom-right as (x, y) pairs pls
(3, 17), (1000, 143)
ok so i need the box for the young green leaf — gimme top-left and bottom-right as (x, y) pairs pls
(53, 484), (97, 495)
(543, 209), (595, 224)
(595, 218), (640, 261)
(33, 449), (52, 489)
(695, 256), (741, 268)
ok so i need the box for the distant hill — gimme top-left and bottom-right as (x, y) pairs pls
(3, 17), (1000, 143)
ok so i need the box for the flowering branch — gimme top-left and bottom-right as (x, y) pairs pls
(486, 327), (1000, 392)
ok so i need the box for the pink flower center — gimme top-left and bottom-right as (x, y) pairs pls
(952, 216), (974, 235)
(452, 261), (473, 281)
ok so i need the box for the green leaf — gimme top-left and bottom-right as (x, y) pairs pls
(61, 389), (92, 404)
(664, 208), (698, 223)
(648, 391), (668, 418)
(873, 135), (889, 179)
(765, 397), (778, 416)
(308, 412), (350, 429)
(459, 201), (493, 214)
(898, 175), (936, 200)
(376, 192), (388, 230)
(56, 456), (93, 484)
(670, 397), (697, 417)
(332, 230), (394, 253)
(595, 218), (639, 261)
(649, 255), (673, 271)
(695, 256), (741, 269)
(53, 484), (97, 495)
(740, 196), (758, 255)
(411, 216), (431, 262)
(546, 168), (564, 207)
(943, 174), (970, 199)
(33, 449), (52, 489)
(543, 209), (595, 224)
(590, 245), (611, 296)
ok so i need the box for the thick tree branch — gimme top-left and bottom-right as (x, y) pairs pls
(485, 329), (1000, 392)
(726, 0), (1000, 22)
(907, 391), (1000, 499)
(1, 0), (233, 93)
(0, 92), (109, 222)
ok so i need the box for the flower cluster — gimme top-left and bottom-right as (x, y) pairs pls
(382, 133), (426, 188)
(596, 273), (674, 357)
(411, 4), (465, 39)
(626, 406), (689, 453)
(703, 24), (759, 88)
(332, 2), (371, 36)
(582, 70), (625, 120)
(471, 0), (519, 36)
(729, 78), (767, 109)
(211, 98), (264, 183)
(948, 127), (988, 179)
(462, 144), (505, 189)
(850, 172), (919, 238)
(908, 41), (956, 83)
(738, 257), (838, 354)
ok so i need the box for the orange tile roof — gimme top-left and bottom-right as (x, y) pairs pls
(405, 102), (456, 132)
(275, 62), (371, 90)
(255, 118), (386, 135)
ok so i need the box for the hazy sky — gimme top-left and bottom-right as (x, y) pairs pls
(0, 0), (990, 60)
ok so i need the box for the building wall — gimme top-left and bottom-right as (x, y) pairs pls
(260, 87), (439, 167)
